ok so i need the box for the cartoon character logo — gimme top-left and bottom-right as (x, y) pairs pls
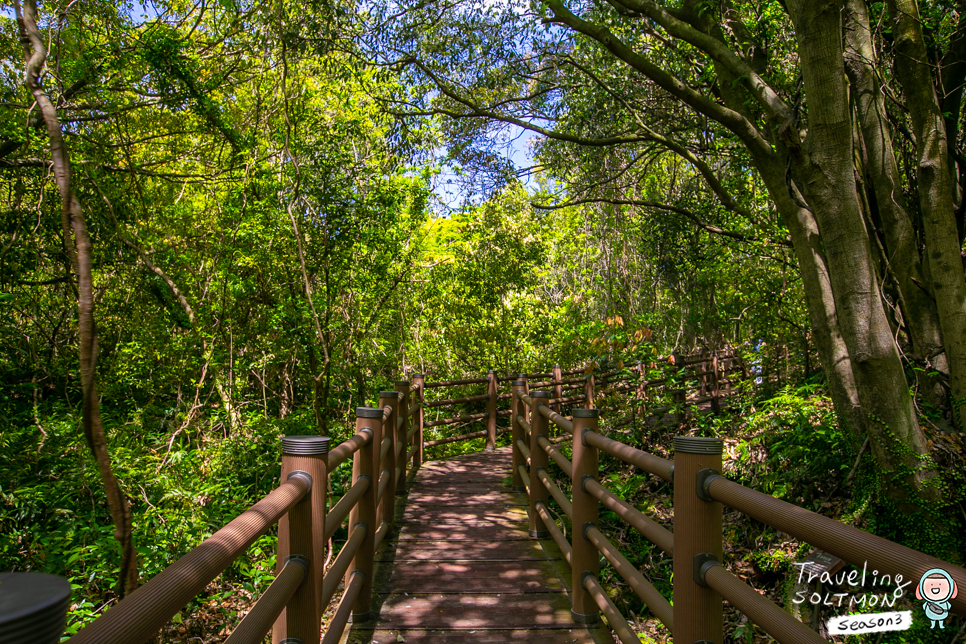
(916, 568), (958, 629)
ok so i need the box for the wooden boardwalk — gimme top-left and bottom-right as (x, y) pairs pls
(346, 447), (612, 644)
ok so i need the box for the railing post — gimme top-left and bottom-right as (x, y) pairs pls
(710, 354), (722, 414)
(377, 391), (397, 534)
(347, 408), (379, 622)
(412, 374), (424, 468)
(275, 436), (327, 644)
(395, 380), (409, 493)
(552, 364), (562, 414)
(510, 378), (527, 492)
(673, 436), (723, 644)
(583, 373), (595, 409)
(571, 408), (600, 624)
(0, 572), (70, 644)
(486, 369), (498, 451)
(518, 373), (531, 420)
(528, 391), (551, 538)
(699, 347), (710, 396)
(672, 350), (687, 427)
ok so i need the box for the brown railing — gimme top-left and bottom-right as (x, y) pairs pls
(508, 366), (966, 644)
(409, 352), (745, 460)
(22, 381), (420, 644)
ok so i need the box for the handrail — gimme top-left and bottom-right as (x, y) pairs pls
(583, 478), (672, 555)
(374, 520), (391, 550)
(321, 572), (365, 644)
(707, 475), (966, 615)
(376, 469), (391, 504)
(224, 558), (305, 644)
(583, 431), (673, 482)
(536, 468), (572, 519)
(424, 377), (488, 388)
(379, 436), (392, 463)
(585, 525), (673, 629)
(535, 501), (571, 564)
(517, 464), (530, 495)
(537, 435), (572, 478)
(424, 411), (488, 427)
(381, 405), (392, 423)
(516, 439), (531, 464)
(423, 426), (510, 447)
(68, 476), (310, 644)
(517, 415), (531, 435)
(537, 403), (574, 433)
(583, 575), (638, 644)
(319, 523), (367, 610)
(407, 402), (422, 418)
(327, 430), (373, 471)
(325, 476), (371, 541)
(528, 376), (586, 387)
(702, 564), (825, 644)
(425, 393), (489, 407)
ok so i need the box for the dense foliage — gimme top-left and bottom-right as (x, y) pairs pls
(2, 0), (966, 642)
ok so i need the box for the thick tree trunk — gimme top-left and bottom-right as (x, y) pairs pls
(15, 0), (138, 595)
(677, 0), (869, 447)
(887, 0), (966, 431)
(785, 0), (941, 511)
(681, 0), (868, 447)
(844, 0), (949, 409)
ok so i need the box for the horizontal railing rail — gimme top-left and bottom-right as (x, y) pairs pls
(39, 377), (422, 644)
(504, 355), (965, 644)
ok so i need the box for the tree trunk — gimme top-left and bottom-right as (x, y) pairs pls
(887, 0), (966, 431)
(683, 0), (869, 448)
(786, 0), (941, 511)
(844, 0), (949, 410)
(15, 0), (138, 596)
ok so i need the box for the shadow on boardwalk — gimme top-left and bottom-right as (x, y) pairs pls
(345, 447), (614, 644)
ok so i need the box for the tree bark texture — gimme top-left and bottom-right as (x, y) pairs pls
(887, 0), (966, 431)
(785, 0), (940, 509)
(15, 0), (138, 596)
(844, 0), (948, 409)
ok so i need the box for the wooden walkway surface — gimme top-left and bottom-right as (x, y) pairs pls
(345, 447), (612, 644)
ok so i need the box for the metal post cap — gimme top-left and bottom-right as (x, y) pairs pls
(395, 380), (409, 386)
(356, 407), (384, 418)
(281, 435), (331, 455)
(512, 379), (526, 385)
(487, 369), (496, 373)
(531, 390), (552, 398)
(673, 436), (723, 454)
(0, 572), (70, 644)
(572, 408), (599, 418)
(378, 391), (397, 398)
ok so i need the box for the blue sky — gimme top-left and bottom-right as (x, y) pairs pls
(433, 125), (539, 209)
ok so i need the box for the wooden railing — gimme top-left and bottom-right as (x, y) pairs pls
(509, 372), (966, 643)
(13, 382), (421, 644)
(24, 347), (958, 644)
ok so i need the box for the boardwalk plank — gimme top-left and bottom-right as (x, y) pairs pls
(345, 446), (610, 644)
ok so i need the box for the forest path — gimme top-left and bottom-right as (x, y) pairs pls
(344, 447), (612, 644)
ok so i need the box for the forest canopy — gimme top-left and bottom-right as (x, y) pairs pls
(2, 0), (966, 641)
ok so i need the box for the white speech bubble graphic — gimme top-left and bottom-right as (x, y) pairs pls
(827, 611), (912, 635)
